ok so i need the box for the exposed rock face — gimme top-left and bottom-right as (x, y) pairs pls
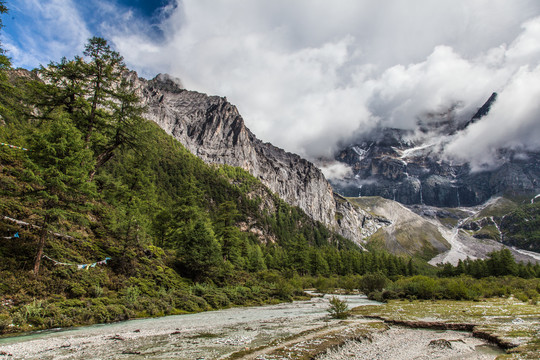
(334, 194), (389, 243)
(350, 197), (451, 260)
(330, 94), (540, 207)
(133, 73), (373, 244)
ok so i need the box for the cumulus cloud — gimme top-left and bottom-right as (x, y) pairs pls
(3, 0), (90, 68)
(365, 45), (512, 130)
(319, 162), (354, 181)
(5, 0), (540, 167)
(445, 64), (540, 170)
(106, 0), (540, 163)
(506, 16), (540, 62)
(443, 15), (540, 169)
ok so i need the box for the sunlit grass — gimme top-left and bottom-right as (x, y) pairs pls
(352, 297), (540, 359)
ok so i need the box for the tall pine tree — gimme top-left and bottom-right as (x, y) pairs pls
(38, 37), (145, 180)
(25, 114), (95, 275)
(0, 1), (13, 120)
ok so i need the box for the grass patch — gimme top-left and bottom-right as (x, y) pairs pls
(352, 298), (540, 359)
(473, 224), (501, 240)
(476, 198), (518, 219)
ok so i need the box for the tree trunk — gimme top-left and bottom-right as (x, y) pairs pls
(85, 71), (102, 146)
(33, 214), (49, 276)
(88, 146), (117, 182)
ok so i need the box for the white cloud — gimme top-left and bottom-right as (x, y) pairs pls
(506, 16), (540, 62)
(5, 0), (540, 167)
(364, 45), (512, 130)
(319, 162), (354, 181)
(445, 64), (540, 170)
(107, 0), (540, 163)
(3, 0), (90, 68)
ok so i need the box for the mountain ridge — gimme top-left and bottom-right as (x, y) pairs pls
(131, 72), (384, 247)
(329, 93), (540, 207)
(131, 72), (539, 261)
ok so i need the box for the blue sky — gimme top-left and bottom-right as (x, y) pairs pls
(1, 1), (540, 168)
(2, 0), (174, 70)
(115, 0), (166, 16)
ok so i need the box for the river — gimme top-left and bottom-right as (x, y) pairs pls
(0, 294), (503, 359)
(0, 294), (374, 359)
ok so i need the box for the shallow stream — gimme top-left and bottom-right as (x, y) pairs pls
(0, 294), (503, 359)
(0, 294), (373, 359)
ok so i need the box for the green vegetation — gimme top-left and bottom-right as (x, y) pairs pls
(379, 275), (539, 302)
(0, 33), (413, 335)
(457, 197), (539, 252)
(475, 197), (519, 219)
(353, 298), (540, 359)
(0, 7), (538, 341)
(500, 202), (540, 252)
(326, 296), (349, 319)
(437, 249), (540, 279)
(0, 0), (13, 122)
(361, 250), (540, 303)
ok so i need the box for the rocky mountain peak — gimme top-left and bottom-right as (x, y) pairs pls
(150, 73), (185, 92)
(471, 92), (498, 121)
(329, 93), (540, 207)
(129, 73), (538, 262)
(133, 73), (381, 245)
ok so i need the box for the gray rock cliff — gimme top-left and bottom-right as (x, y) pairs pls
(330, 94), (540, 207)
(132, 73), (375, 245)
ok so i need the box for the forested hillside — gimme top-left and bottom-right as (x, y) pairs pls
(0, 36), (412, 334)
(0, 3), (539, 337)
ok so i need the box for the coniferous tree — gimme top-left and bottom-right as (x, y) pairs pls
(25, 114), (95, 275)
(36, 57), (87, 119)
(214, 201), (244, 266)
(455, 259), (466, 275)
(0, 1), (13, 120)
(89, 76), (146, 180)
(38, 37), (145, 179)
(291, 234), (310, 275)
(247, 244), (266, 272)
(310, 249), (329, 275)
(0, 1), (7, 58)
(407, 258), (415, 276)
(498, 248), (518, 276)
(174, 219), (222, 281)
(151, 209), (173, 247)
(386, 257), (398, 276)
(82, 37), (126, 145)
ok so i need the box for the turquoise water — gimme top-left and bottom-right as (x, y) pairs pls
(0, 294), (378, 359)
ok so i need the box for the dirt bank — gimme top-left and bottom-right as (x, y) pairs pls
(317, 327), (502, 360)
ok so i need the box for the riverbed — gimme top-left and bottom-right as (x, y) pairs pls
(0, 294), (503, 359)
(317, 327), (502, 360)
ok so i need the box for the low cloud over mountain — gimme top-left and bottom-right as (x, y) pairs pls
(5, 1), (540, 168)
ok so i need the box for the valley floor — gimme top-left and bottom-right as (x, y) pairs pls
(351, 298), (540, 360)
(1, 295), (534, 360)
(318, 327), (500, 360)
